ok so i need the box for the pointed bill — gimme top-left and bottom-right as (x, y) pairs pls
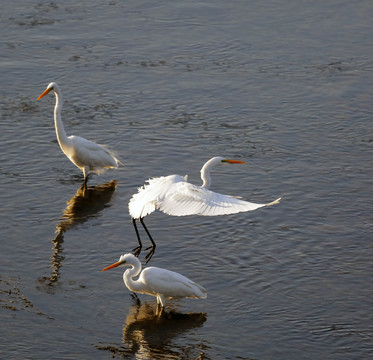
(222, 159), (246, 164)
(37, 88), (52, 100)
(101, 261), (122, 272)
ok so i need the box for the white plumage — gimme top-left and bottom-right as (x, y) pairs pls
(129, 157), (281, 262)
(129, 174), (279, 218)
(102, 253), (207, 310)
(37, 82), (120, 185)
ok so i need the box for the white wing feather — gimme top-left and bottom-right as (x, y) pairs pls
(68, 135), (119, 172)
(159, 181), (277, 216)
(129, 175), (280, 218)
(128, 175), (183, 219)
(140, 267), (207, 299)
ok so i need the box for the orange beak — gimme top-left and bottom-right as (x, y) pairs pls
(222, 159), (246, 164)
(101, 261), (123, 272)
(37, 88), (52, 100)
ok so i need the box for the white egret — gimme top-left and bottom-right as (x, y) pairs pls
(37, 82), (120, 185)
(129, 156), (281, 262)
(102, 253), (207, 310)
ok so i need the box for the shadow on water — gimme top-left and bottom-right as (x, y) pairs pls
(96, 302), (209, 359)
(38, 180), (117, 288)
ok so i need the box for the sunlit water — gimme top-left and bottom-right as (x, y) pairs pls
(1, 1), (373, 359)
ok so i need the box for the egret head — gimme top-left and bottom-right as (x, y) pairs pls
(200, 157), (246, 188)
(202, 156), (245, 169)
(37, 82), (59, 100)
(101, 253), (138, 271)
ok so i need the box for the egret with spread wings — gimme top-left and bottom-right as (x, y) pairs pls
(129, 156), (281, 262)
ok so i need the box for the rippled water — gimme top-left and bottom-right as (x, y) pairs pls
(1, 0), (373, 359)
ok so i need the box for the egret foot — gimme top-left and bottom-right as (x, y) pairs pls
(132, 246), (142, 257)
(145, 246), (156, 264)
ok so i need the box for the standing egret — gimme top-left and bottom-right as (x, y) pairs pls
(129, 156), (281, 262)
(37, 82), (120, 185)
(102, 253), (207, 311)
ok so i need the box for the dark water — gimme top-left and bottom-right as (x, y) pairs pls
(1, 0), (373, 359)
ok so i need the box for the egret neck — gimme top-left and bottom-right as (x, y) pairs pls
(52, 86), (71, 153)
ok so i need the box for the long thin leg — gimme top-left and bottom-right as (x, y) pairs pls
(156, 298), (165, 317)
(83, 167), (88, 185)
(130, 292), (141, 307)
(132, 218), (142, 257)
(139, 217), (156, 263)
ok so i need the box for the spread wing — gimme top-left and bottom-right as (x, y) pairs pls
(159, 181), (280, 216)
(129, 174), (280, 218)
(128, 175), (187, 219)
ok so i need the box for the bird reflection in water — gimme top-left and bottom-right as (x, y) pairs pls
(122, 302), (207, 359)
(40, 180), (117, 287)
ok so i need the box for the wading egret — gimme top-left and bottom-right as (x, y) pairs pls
(37, 82), (120, 185)
(102, 253), (207, 310)
(129, 156), (281, 262)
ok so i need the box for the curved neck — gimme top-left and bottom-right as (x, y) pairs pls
(53, 89), (70, 149)
(123, 262), (144, 293)
(200, 161), (215, 188)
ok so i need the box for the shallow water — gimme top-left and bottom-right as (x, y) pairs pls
(1, 0), (373, 359)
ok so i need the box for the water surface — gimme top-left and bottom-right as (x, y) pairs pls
(1, 0), (373, 359)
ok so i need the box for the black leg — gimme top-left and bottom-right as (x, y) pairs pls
(130, 292), (141, 307)
(139, 217), (156, 263)
(132, 218), (142, 257)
